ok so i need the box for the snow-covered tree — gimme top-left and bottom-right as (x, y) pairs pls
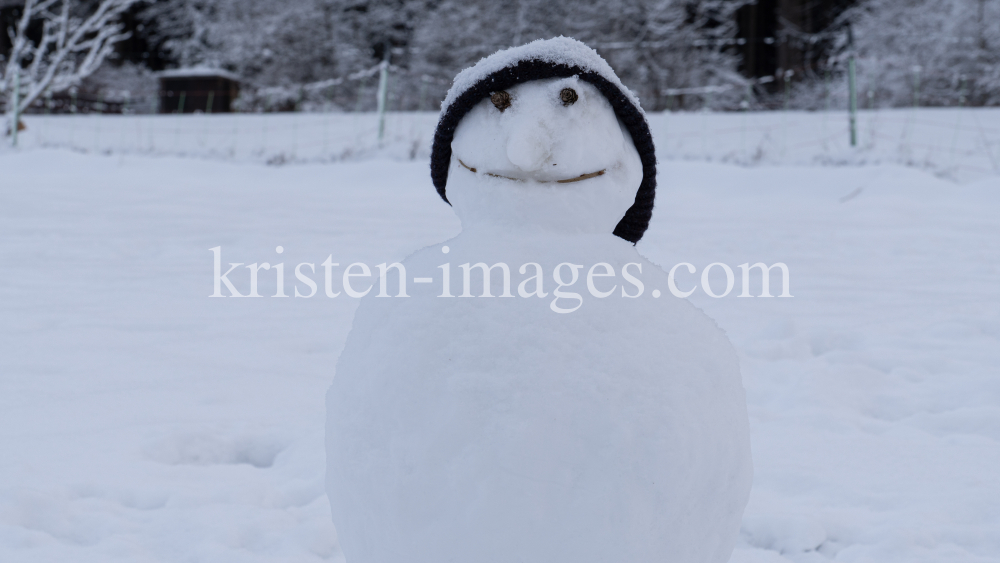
(849, 0), (1000, 107)
(408, 0), (749, 111)
(139, 0), (376, 109)
(139, 0), (216, 68)
(135, 0), (751, 112)
(2, 0), (137, 133)
(589, 0), (750, 110)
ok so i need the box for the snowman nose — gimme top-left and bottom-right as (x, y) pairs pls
(506, 120), (552, 172)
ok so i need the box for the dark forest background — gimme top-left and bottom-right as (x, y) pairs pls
(3, 0), (998, 112)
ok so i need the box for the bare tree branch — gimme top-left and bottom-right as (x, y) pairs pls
(3, 0), (137, 134)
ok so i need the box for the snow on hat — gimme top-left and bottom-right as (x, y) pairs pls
(430, 36), (657, 244)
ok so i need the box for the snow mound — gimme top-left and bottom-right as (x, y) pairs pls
(146, 432), (287, 468)
(326, 236), (754, 563)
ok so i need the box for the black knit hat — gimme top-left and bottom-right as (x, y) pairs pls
(430, 37), (657, 244)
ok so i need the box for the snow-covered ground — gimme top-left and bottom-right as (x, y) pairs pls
(2, 114), (999, 562)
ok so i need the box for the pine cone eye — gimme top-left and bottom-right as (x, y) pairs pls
(491, 91), (512, 112)
(560, 88), (578, 106)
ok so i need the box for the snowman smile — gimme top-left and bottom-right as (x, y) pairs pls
(458, 159), (606, 184)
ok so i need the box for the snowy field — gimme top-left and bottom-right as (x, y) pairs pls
(2, 112), (1000, 562)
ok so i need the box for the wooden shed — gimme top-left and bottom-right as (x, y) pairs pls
(158, 69), (241, 113)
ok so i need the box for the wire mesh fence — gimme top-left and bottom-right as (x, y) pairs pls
(12, 53), (997, 118)
(14, 64), (452, 116)
(12, 106), (1000, 184)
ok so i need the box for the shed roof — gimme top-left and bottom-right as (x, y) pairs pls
(157, 68), (241, 82)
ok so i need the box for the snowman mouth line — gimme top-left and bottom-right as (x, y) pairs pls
(458, 159), (606, 184)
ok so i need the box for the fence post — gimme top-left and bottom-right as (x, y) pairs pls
(847, 25), (857, 147)
(741, 85), (751, 159)
(70, 88), (78, 146)
(11, 66), (20, 147)
(950, 75), (967, 164)
(292, 90), (301, 159)
(848, 57), (857, 147)
(824, 70), (831, 111)
(377, 46), (390, 146)
(783, 69), (793, 110)
(122, 92), (131, 153)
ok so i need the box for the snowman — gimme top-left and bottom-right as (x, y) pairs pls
(326, 37), (752, 563)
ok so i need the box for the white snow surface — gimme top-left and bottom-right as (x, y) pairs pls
(441, 36), (642, 113)
(1, 143), (999, 563)
(326, 80), (751, 563)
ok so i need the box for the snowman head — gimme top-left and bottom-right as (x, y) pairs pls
(431, 37), (656, 243)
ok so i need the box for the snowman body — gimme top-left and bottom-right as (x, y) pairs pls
(326, 43), (752, 563)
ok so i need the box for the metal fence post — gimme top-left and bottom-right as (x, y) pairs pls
(377, 46), (390, 145)
(849, 57), (857, 147)
(12, 66), (20, 147)
(847, 25), (858, 147)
